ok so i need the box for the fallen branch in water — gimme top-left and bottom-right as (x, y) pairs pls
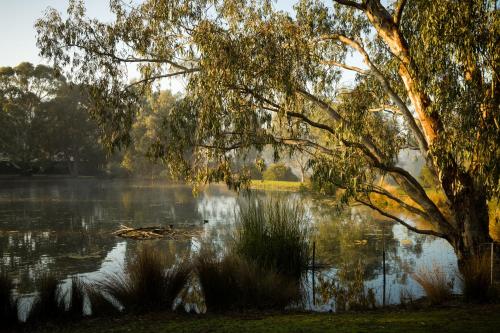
(112, 224), (203, 240)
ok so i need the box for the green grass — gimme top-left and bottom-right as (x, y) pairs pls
(27, 305), (500, 333)
(249, 180), (305, 192)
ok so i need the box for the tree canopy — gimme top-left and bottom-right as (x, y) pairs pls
(35, 0), (499, 260)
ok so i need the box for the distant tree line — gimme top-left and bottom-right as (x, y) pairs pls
(0, 62), (176, 178)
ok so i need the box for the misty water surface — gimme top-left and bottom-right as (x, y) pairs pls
(0, 178), (458, 311)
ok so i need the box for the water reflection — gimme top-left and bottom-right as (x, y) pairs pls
(0, 179), (458, 311)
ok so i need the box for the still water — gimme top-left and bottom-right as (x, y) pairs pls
(0, 178), (458, 311)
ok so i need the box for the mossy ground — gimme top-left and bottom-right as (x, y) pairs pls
(22, 304), (500, 333)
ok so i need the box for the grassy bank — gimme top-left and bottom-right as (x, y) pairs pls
(26, 305), (500, 333)
(249, 180), (305, 192)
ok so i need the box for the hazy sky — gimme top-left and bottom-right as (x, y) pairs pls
(0, 1), (356, 92)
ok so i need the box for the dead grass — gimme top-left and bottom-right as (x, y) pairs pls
(412, 264), (454, 305)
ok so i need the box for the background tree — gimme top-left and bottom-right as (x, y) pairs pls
(0, 63), (63, 173)
(35, 0), (499, 265)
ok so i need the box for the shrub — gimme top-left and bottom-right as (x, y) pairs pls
(262, 163), (298, 181)
(195, 249), (301, 312)
(412, 264), (453, 305)
(102, 246), (190, 313)
(0, 273), (18, 327)
(26, 274), (66, 323)
(235, 196), (310, 280)
(459, 254), (495, 303)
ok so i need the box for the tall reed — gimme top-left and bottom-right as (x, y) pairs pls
(0, 272), (18, 327)
(195, 248), (301, 312)
(235, 196), (310, 280)
(102, 246), (190, 313)
(412, 264), (453, 305)
(26, 274), (65, 323)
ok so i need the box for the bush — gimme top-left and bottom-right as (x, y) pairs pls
(459, 255), (496, 303)
(412, 264), (454, 305)
(235, 196), (310, 280)
(26, 274), (66, 323)
(195, 249), (301, 312)
(262, 163), (298, 181)
(102, 246), (190, 313)
(0, 273), (18, 327)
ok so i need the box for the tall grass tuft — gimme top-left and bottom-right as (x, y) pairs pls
(0, 273), (18, 327)
(26, 274), (65, 323)
(412, 264), (454, 305)
(235, 196), (310, 280)
(195, 248), (301, 312)
(102, 246), (190, 313)
(85, 282), (120, 316)
(459, 254), (495, 303)
(66, 277), (86, 318)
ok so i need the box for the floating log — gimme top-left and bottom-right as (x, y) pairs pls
(112, 224), (203, 240)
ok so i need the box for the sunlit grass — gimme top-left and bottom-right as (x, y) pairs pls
(249, 180), (306, 192)
(412, 264), (454, 305)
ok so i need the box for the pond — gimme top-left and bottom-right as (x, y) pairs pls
(0, 178), (458, 314)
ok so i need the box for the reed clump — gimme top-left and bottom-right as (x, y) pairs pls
(234, 196), (310, 280)
(195, 249), (301, 312)
(459, 254), (496, 303)
(26, 274), (66, 323)
(0, 272), (18, 327)
(102, 246), (191, 313)
(413, 264), (454, 305)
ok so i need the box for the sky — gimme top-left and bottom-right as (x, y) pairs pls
(0, 1), (356, 93)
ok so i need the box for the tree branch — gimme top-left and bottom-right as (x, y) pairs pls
(332, 0), (365, 10)
(126, 68), (199, 88)
(393, 0), (407, 26)
(355, 198), (448, 239)
(320, 60), (369, 75)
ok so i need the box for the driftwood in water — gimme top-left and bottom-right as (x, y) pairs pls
(113, 224), (203, 240)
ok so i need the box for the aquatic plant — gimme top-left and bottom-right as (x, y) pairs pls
(459, 254), (496, 303)
(195, 248), (301, 312)
(66, 276), (86, 318)
(0, 272), (18, 327)
(412, 264), (454, 305)
(102, 246), (191, 313)
(26, 274), (65, 323)
(234, 196), (310, 280)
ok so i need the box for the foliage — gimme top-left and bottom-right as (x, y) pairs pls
(0, 62), (105, 175)
(459, 255), (496, 303)
(101, 246), (190, 313)
(195, 249), (301, 312)
(234, 196), (310, 280)
(262, 163), (298, 181)
(0, 272), (18, 327)
(412, 265), (454, 305)
(35, 0), (499, 261)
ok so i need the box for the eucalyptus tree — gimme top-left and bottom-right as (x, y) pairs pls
(0, 63), (64, 172)
(36, 0), (499, 263)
